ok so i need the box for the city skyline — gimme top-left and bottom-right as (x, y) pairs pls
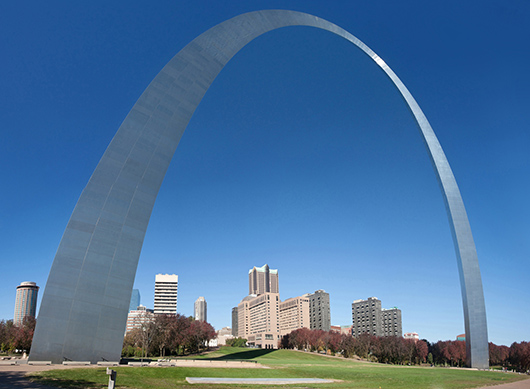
(1, 1), (528, 347)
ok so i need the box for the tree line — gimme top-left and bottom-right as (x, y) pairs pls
(490, 341), (530, 372)
(279, 328), (530, 371)
(122, 313), (216, 358)
(0, 318), (36, 353)
(279, 328), (428, 365)
(2, 316), (528, 371)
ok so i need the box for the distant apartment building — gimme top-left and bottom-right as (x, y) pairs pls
(231, 306), (238, 336)
(125, 305), (154, 334)
(238, 293), (280, 349)
(13, 281), (39, 326)
(279, 296), (310, 336)
(129, 289), (141, 311)
(194, 296), (207, 322)
(381, 307), (402, 337)
(154, 274), (178, 314)
(249, 264), (279, 295)
(209, 326), (234, 347)
(352, 297), (381, 336)
(341, 325), (353, 335)
(305, 289), (331, 331)
(351, 297), (402, 337)
(404, 332), (419, 341)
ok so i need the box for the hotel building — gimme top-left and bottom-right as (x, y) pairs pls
(279, 296), (310, 336)
(238, 293), (280, 349)
(14, 281), (39, 326)
(249, 264), (279, 295)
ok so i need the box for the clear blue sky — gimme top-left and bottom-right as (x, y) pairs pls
(1, 1), (528, 346)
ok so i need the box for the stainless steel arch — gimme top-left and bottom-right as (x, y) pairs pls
(30, 10), (488, 368)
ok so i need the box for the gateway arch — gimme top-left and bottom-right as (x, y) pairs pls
(30, 10), (489, 368)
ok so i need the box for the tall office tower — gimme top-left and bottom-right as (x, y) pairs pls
(194, 296), (207, 322)
(248, 264), (279, 295)
(279, 296), (310, 336)
(13, 282), (39, 326)
(231, 307), (238, 336)
(154, 274), (178, 314)
(381, 307), (402, 337)
(129, 289), (141, 311)
(351, 297), (402, 337)
(352, 297), (382, 337)
(238, 293), (280, 349)
(306, 289), (331, 331)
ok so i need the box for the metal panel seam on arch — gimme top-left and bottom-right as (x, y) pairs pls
(29, 10), (489, 368)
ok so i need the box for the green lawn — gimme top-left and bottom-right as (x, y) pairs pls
(29, 347), (528, 388)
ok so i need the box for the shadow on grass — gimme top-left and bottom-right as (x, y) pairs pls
(28, 375), (103, 389)
(208, 349), (276, 361)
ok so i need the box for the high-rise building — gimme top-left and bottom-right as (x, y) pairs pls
(14, 282), (39, 326)
(237, 296), (252, 340)
(351, 297), (402, 337)
(154, 274), (178, 314)
(238, 293), (280, 349)
(382, 307), (402, 337)
(231, 306), (238, 336)
(279, 296), (310, 336)
(352, 297), (381, 337)
(248, 264), (279, 295)
(306, 289), (331, 331)
(129, 289), (141, 312)
(194, 296), (207, 322)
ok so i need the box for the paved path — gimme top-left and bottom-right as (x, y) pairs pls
(475, 377), (530, 389)
(186, 377), (335, 385)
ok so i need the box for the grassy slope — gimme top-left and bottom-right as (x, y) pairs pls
(29, 347), (528, 389)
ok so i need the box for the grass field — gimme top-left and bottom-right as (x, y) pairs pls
(29, 347), (528, 388)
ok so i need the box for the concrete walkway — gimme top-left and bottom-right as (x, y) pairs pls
(186, 377), (335, 385)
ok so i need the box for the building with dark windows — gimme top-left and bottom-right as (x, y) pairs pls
(231, 306), (238, 336)
(14, 282), (39, 326)
(352, 297), (382, 336)
(305, 289), (331, 331)
(249, 264), (278, 295)
(351, 297), (402, 337)
(382, 307), (402, 337)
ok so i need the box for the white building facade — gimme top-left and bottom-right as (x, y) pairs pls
(154, 274), (178, 315)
